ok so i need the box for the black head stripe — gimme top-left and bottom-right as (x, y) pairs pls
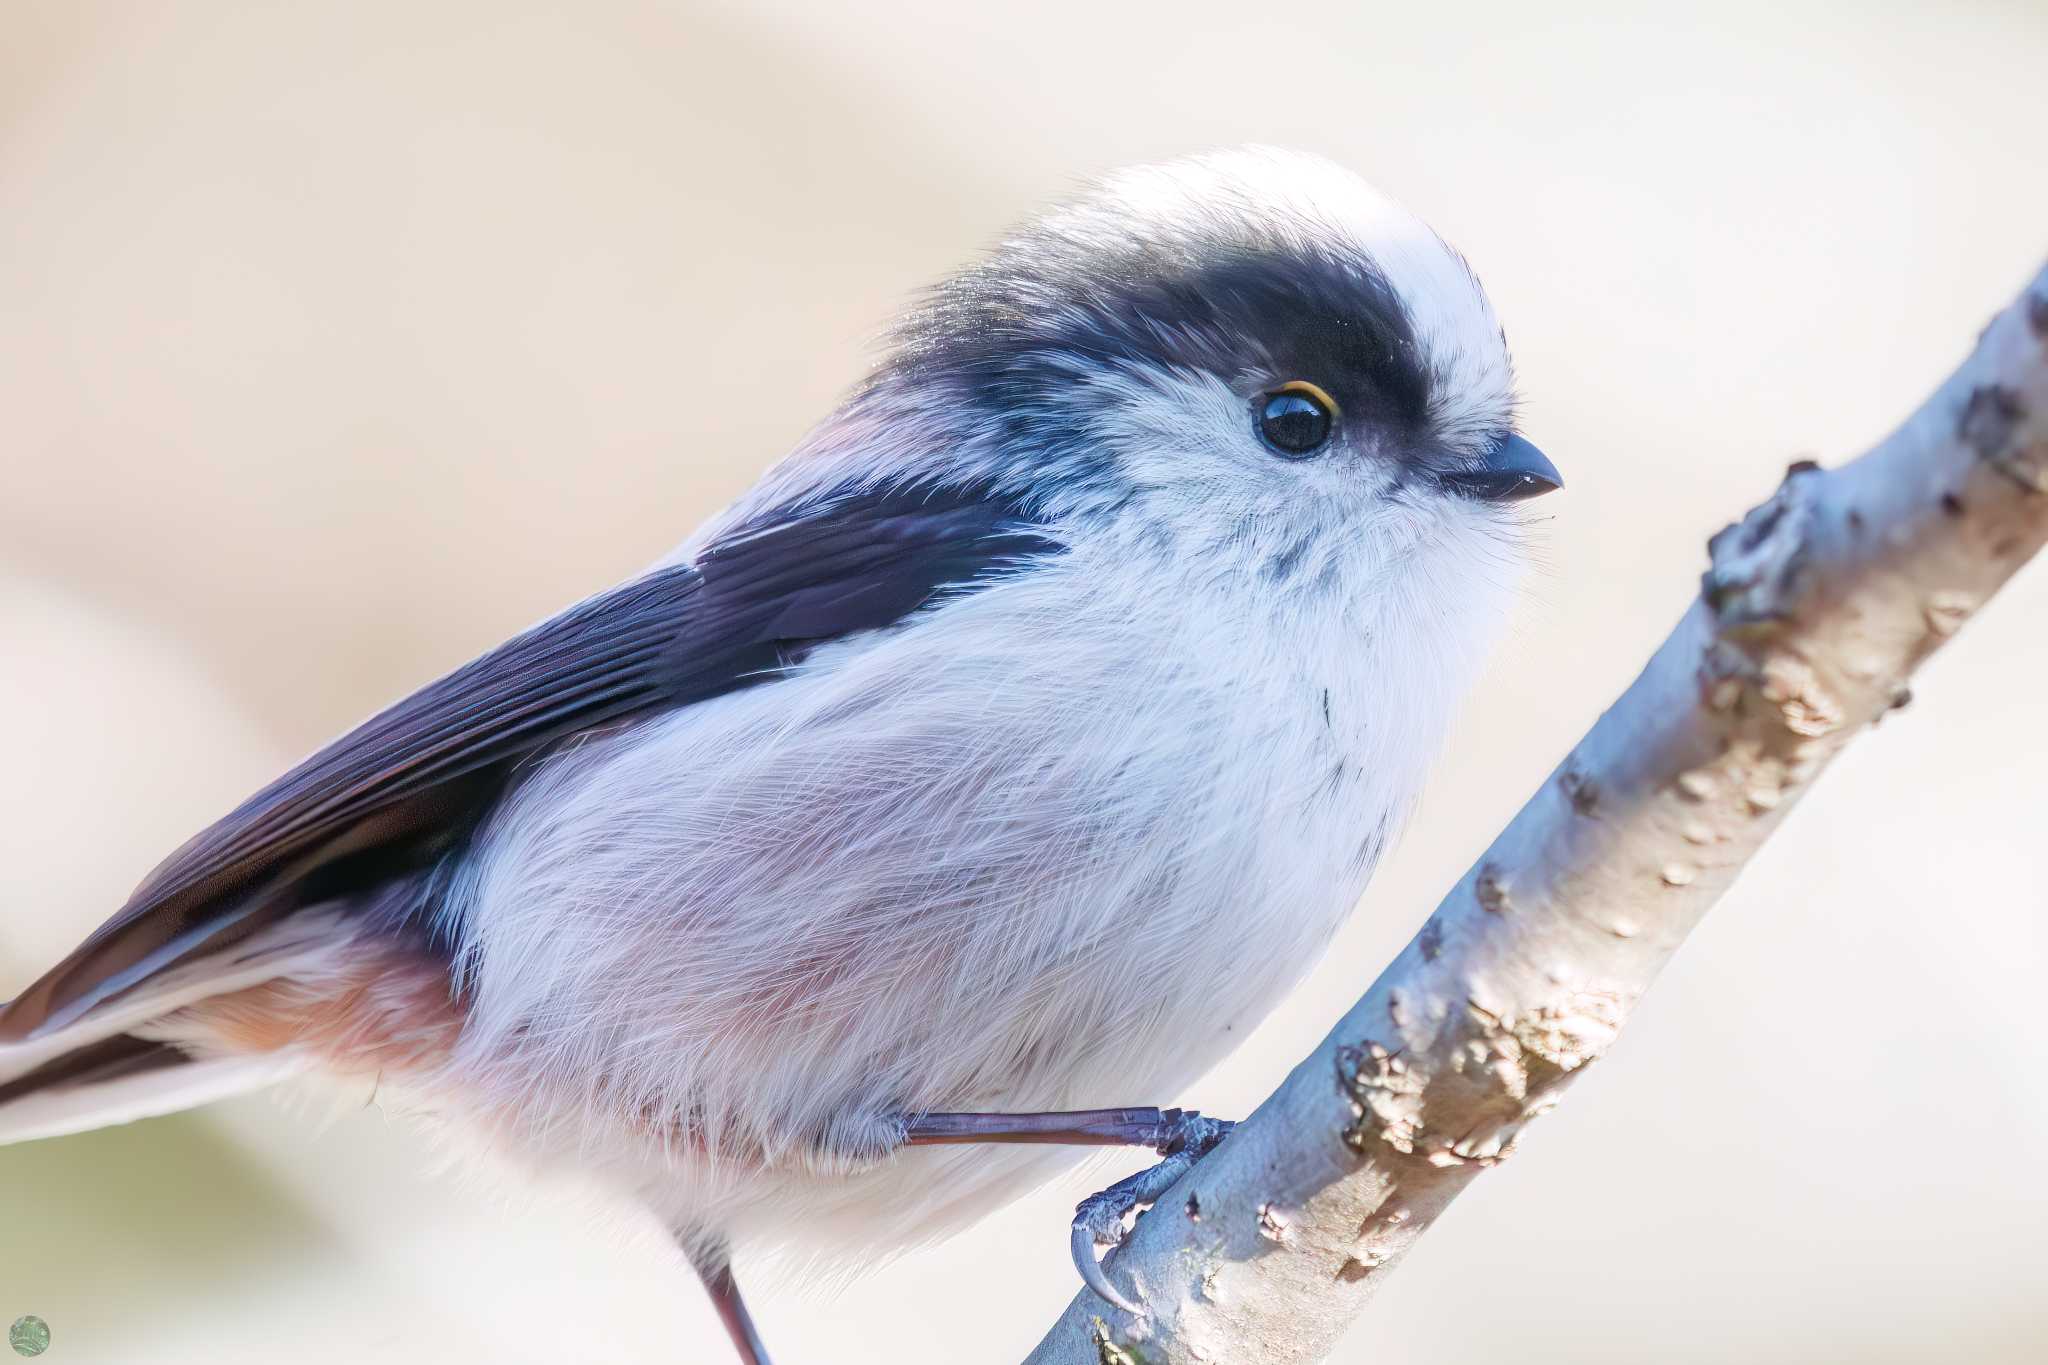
(892, 229), (1432, 442)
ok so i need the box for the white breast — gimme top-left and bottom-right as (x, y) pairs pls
(435, 512), (1512, 1257)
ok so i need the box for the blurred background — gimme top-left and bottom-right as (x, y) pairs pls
(3, 1), (2045, 1361)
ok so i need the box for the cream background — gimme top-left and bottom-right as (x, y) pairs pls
(2, 2), (2045, 1360)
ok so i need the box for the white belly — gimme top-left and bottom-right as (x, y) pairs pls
(438, 549), (1476, 1255)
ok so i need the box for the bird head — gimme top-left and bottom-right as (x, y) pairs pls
(868, 147), (1554, 590)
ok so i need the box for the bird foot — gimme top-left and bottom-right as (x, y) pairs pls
(1069, 1110), (1234, 1312)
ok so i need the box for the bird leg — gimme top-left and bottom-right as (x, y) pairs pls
(686, 1236), (775, 1365)
(900, 1106), (1235, 1312)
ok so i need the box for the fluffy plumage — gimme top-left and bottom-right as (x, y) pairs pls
(1, 148), (1536, 1275)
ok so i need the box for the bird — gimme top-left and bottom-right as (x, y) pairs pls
(0, 146), (1557, 1363)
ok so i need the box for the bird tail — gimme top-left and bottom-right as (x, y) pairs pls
(0, 935), (320, 1146)
(0, 905), (464, 1145)
(0, 1028), (303, 1144)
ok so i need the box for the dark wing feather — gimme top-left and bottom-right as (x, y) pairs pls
(0, 481), (1054, 1040)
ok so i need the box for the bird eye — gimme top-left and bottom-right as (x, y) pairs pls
(1256, 381), (1337, 457)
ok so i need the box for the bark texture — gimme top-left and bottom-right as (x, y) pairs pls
(1026, 262), (2048, 1365)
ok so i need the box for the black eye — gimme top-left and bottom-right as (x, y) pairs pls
(1256, 382), (1336, 457)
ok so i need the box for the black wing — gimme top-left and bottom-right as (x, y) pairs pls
(0, 481), (1056, 1040)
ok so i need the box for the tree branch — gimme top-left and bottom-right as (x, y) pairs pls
(1026, 262), (2048, 1365)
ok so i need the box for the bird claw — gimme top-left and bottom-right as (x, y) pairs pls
(1067, 1109), (1235, 1312)
(1070, 1200), (1145, 1315)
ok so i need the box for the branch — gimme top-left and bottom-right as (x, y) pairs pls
(1026, 263), (2048, 1364)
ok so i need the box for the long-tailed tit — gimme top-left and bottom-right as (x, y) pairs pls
(0, 146), (1559, 1363)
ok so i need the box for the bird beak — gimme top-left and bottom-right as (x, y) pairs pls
(1441, 434), (1563, 502)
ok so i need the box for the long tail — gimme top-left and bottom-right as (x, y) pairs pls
(0, 1030), (303, 1144)
(1, 907), (461, 1146)
(0, 929), (327, 1146)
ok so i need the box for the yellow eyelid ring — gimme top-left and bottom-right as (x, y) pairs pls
(1272, 379), (1339, 419)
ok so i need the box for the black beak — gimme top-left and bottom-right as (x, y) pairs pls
(1440, 434), (1562, 502)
